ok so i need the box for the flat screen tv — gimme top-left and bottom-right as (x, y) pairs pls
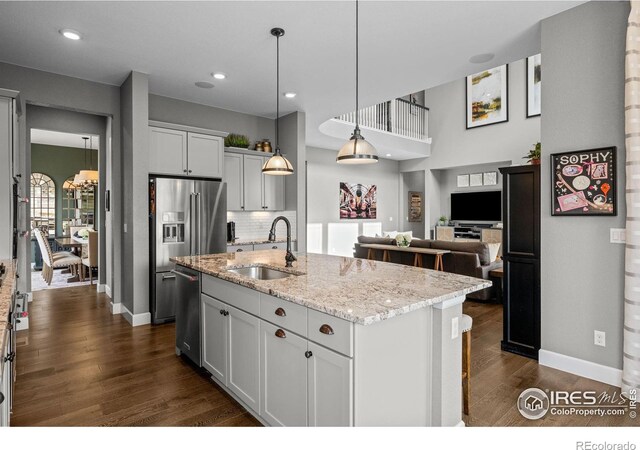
(450, 191), (502, 222)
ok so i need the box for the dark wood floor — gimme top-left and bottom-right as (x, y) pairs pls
(11, 286), (636, 426)
(12, 285), (260, 426)
(462, 300), (636, 426)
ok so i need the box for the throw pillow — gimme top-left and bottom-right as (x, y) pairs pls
(487, 243), (501, 262)
(384, 230), (399, 238)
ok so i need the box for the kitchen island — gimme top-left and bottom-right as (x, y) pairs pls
(172, 250), (490, 427)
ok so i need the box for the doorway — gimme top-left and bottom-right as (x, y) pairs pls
(24, 105), (109, 295)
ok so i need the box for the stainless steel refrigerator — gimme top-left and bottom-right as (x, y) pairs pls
(149, 176), (226, 324)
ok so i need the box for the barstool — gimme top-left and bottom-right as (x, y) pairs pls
(461, 313), (473, 415)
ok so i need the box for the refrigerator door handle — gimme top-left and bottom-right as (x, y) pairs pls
(189, 193), (196, 256)
(197, 192), (202, 255)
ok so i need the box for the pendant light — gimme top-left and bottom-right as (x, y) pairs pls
(75, 136), (98, 188)
(262, 27), (294, 175)
(336, 0), (378, 164)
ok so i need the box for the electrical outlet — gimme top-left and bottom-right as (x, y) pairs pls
(451, 316), (459, 339)
(594, 330), (606, 347)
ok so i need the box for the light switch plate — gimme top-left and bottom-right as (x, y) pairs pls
(610, 228), (626, 244)
(451, 316), (459, 340)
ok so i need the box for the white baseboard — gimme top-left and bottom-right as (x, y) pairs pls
(109, 301), (122, 315)
(105, 285), (112, 298)
(539, 349), (622, 388)
(96, 284), (106, 293)
(121, 304), (151, 327)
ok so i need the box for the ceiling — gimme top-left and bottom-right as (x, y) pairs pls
(0, 1), (584, 157)
(31, 129), (100, 149)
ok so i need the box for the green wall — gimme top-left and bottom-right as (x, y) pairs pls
(31, 143), (97, 236)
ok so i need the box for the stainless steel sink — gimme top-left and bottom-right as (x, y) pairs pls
(227, 266), (298, 280)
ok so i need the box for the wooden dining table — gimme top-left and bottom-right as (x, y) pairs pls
(55, 236), (88, 282)
(360, 243), (451, 271)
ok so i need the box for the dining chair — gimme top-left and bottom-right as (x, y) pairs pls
(82, 230), (98, 285)
(34, 228), (82, 285)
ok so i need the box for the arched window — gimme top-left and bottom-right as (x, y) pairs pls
(30, 172), (56, 236)
(62, 176), (95, 234)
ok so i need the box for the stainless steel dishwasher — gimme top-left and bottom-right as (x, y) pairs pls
(171, 266), (202, 366)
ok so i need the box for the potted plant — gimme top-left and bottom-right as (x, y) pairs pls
(438, 215), (448, 226)
(396, 233), (411, 248)
(524, 142), (541, 165)
(224, 133), (251, 149)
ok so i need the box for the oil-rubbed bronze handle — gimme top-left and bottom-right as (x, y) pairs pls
(319, 324), (334, 335)
(275, 307), (286, 317)
(275, 328), (286, 338)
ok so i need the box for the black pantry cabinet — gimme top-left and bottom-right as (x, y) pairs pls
(498, 165), (540, 359)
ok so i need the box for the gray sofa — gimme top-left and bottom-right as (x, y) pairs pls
(353, 236), (502, 301)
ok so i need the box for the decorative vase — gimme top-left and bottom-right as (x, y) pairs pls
(531, 159), (541, 165)
(262, 140), (272, 153)
(255, 142), (263, 152)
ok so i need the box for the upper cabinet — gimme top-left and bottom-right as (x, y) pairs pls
(149, 126), (224, 179)
(224, 150), (285, 212)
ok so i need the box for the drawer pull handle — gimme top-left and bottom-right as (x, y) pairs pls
(319, 324), (334, 335)
(272, 246), (278, 249)
(275, 328), (286, 338)
(275, 307), (286, 317)
(305, 350), (313, 359)
(237, 249), (243, 252)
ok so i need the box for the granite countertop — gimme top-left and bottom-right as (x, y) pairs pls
(172, 250), (490, 325)
(227, 238), (296, 246)
(0, 259), (16, 353)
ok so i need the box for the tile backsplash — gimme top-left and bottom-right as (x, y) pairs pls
(227, 210), (297, 241)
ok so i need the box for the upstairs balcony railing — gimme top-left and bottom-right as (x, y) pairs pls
(335, 98), (429, 142)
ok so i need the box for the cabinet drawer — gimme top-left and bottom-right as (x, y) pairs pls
(227, 244), (254, 253)
(254, 242), (286, 251)
(260, 294), (307, 338)
(308, 309), (353, 357)
(202, 274), (260, 316)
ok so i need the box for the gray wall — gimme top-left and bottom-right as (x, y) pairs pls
(409, 57), (541, 230)
(120, 72), (150, 317)
(436, 161), (509, 221)
(149, 94), (274, 145)
(400, 171), (426, 238)
(540, 1), (628, 369)
(307, 146), (401, 254)
(0, 62), (122, 304)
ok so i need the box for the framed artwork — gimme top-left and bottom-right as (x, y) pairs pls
(466, 64), (509, 129)
(483, 171), (498, 186)
(339, 182), (377, 219)
(457, 174), (469, 188)
(408, 191), (423, 222)
(470, 173), (483, 187)
(551, 147), (616, 216)
(527, 54), (541, 117)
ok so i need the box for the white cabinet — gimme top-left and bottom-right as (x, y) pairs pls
(243, 155), (265, 211)
(149, 126), (187, 176)
(201, 294), (228, 384)
(263, 168), (285, 211)
(227, 304), (261, 412)
(187, 133), (224, 178)
(307, 342), (353, 426)
(224, 151), (285, 211)
(149, 126), (223, 178)
(260, 320), (308, 427)
(224, 153), (244, 211)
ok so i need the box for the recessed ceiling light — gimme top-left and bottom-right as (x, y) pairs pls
(60, 29), (82, 40)
(212, 72), (226, 80)
(386, 153), (392, 157)
(469, 53), (495, 64)
(284, 92), (297, 99)
(195, 81), (214, 89)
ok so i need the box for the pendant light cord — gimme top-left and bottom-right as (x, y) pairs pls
(355, 0), (359, 131)
(276, 32), (280, 154)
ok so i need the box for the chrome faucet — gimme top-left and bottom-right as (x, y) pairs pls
(268, 216), (297, 267)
